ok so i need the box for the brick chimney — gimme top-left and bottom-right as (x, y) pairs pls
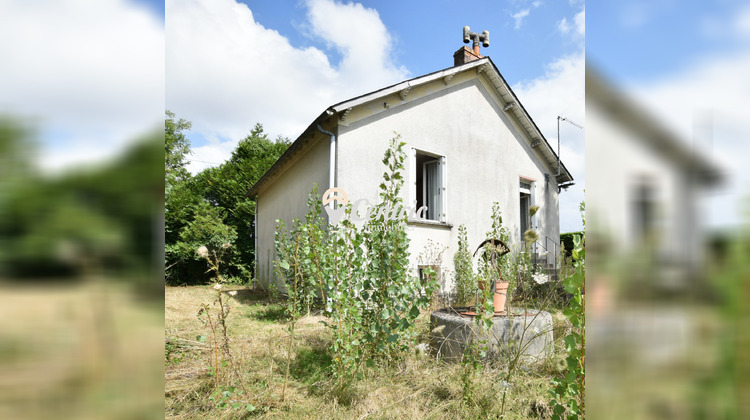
(454, 45), (482, 66)
(455, 26), (489, 66)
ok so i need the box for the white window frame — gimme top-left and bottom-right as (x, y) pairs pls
(519, 177), (536, 241)
(411, 148), (447, 223)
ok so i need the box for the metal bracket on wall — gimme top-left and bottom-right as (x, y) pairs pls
(339, 107), (352, 122)
(400, 85), (411, 101)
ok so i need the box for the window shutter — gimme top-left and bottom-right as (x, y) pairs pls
(411, 148), (417, 208)
(530, 181), (536, 229)
(440, 156), (447, 222)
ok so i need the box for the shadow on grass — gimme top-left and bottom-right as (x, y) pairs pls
(291, 346), (332, 385)
(229, 287), (273, 305)
(250, 305), (288, 323)
(288, 344), (364, 406)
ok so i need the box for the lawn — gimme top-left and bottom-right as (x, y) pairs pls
(165, 285), (570, 419)
(0, 281), (164, 420)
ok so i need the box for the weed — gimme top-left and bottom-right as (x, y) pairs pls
(195, 243), (254, 413)
(549, 203), (585, 419)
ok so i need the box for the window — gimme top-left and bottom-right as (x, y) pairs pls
(519, 178), (534, 241)
(520, 193), (530, 238)
(633, 181), (655, 243)
(414, 150), (446, 221)
(418, 265), (440, 284)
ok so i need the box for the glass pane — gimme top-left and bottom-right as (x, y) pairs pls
(425, 160), (439, 220)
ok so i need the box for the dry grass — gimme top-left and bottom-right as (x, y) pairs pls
(165, 285), (569, 419)
(0, 280), (164, 420)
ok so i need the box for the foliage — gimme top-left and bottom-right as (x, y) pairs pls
(165, 116), (290, 285)
(274, 184), (328, 316)
(451, 202), (571, 417)
(273, 134), (439, 385)
(357, 135), (435, 360)
(0, 126), (163, 284)
(478, 202), (514, 302)
(453, 225), (475, 306)
(165, 110), (192, 191)
(560, 231), (584, 258)
(457, 204), (513, 408)
(166, 285), (579, 419)
(549, 224), (585, 419)
(195, 245), (254, 413)
(166, 200), (238, 284)
(693, 226), (750, 418)
(417, 239), (450, 309)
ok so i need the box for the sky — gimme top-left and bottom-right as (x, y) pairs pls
(9, 1), (748, 233)
(587, 1), (750, 230)
(164, 0), (586, 232)
(0, 0), (165, 173)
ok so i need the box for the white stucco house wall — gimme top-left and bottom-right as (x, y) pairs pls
(249, 46), (574, 295)
(586, 66), (722, 287)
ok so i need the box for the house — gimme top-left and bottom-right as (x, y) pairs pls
(586, 65), (722, 290)
(248, 38), (574, 294)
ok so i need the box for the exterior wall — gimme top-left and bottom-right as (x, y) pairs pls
(336, 73), (561, 295)
(255, 133), (330, 287)
(586, 101), (698, 268)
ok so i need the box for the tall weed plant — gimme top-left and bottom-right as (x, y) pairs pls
(273, 134), (439, 386)
(549, 202), (585, 419)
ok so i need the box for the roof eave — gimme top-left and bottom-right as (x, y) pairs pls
(248, 56), (576, 195)
(246, 108), (334, 197)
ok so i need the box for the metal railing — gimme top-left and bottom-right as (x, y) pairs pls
(532, 235), (560, 282)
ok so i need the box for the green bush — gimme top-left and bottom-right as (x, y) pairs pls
(560, 231), (583, 258)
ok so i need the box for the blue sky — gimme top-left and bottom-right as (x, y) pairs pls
(587, 1), (748, 84)
(244, 0), (581, 83)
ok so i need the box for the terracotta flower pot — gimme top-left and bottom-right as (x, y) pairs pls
(493, 280), (510, 313)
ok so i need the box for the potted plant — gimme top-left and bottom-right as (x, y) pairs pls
(474, 238), (510, 313)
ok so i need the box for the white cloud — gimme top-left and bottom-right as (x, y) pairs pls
(557, 17), (571, 34)
(511, 0), (543, 30)
(167, 0), (408, 174)
(0, 0), (165, 172)
(734, 6), (750, 39)
(619, 1), (675, 29)
(511, 9), (531, 30)
(574, 9), (585, 36)
(512, 52), (586, 231)
(558, 8), (584, 38)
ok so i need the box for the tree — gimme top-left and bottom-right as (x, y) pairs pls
(165, 110), (192, 191)
(0, 128), (164, 285)
(164, 118), (290, 285)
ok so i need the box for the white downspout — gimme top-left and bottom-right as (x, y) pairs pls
(253, 208), (258, 288)
(316, 124), (336, 198)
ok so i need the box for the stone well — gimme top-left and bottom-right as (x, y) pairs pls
(430, 307), (554, 362)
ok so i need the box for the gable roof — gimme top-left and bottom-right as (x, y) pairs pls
(248, 56), (574, 197)
(586, 64), (722, 186)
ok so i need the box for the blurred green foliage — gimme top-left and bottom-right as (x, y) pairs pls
(0, 116), (163, 291)
(0, 111), (289, 287)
